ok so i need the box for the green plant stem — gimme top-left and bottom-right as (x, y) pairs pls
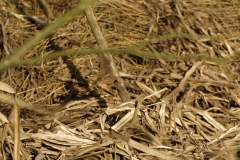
(0, 0), (93, 71)
(12, 48), (236, 67)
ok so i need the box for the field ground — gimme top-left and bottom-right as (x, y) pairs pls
(0, 0), (240, 159)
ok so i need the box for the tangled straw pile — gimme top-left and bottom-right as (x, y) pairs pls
(0, 0), (240, 159)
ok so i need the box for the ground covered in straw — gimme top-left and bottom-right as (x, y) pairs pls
(0, 0), (240, 159)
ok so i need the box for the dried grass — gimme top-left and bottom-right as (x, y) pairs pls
(0, 0), (240, 159)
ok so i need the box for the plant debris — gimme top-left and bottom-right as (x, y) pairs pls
(0, 0), (240, 159)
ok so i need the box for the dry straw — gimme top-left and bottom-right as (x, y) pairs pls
(0, 0), (239, 159)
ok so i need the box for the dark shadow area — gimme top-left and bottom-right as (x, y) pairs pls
(45, 38), (107, 107)
(61, 56), (107, 107)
